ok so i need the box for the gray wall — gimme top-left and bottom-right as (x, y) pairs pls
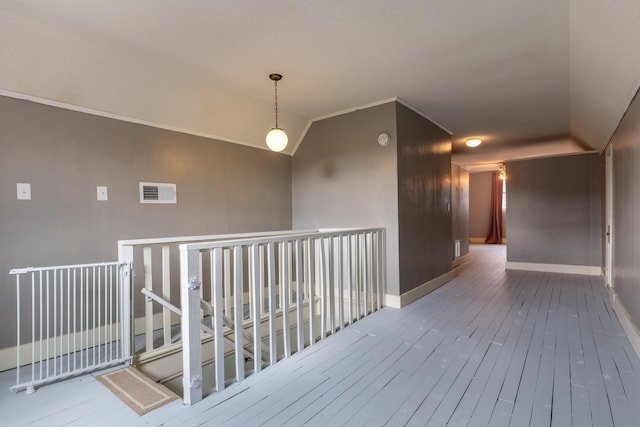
(292, 102), (400, 295)
(610, 89), (640, 329)
(293, 101), (454, 298)
(0, 95), (292, 349)
(506, 153), (602, 266)
(452, 164), (470, 257)
(469, 172), (493, 240)
(396, 103), (452, 294)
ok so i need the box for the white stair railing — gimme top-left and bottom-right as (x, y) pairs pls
(117, 230), (317, 355)
(179, 228), (386, 405)
(10, 261), (132, 394)
(140, 288), (259, 362)
(9, 228), (384, 399)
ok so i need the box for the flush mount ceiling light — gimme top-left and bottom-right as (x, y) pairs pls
(266, 73), (288, 152)
(465, 138), (482, 148)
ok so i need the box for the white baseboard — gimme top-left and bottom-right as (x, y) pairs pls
(385, 270), (455, 309)
(469, 237), (507, 244)
(0, 313), (174, 372)
(505, 261), (602, 276)
(610, 289), (640, 359)
(452, 253), (470, 268)
(134, 313), (176, 335)
(0, 324), (123, 372)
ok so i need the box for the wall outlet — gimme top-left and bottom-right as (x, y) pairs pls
(17, 183), (31, 200)
(97, 186), (108, 201)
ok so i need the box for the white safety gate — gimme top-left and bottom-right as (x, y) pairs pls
(10, 261), (132, 394)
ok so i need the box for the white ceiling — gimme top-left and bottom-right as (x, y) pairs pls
(1, 1), (639, 171)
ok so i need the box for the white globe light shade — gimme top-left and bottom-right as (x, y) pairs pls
(266, 128), (288, 152)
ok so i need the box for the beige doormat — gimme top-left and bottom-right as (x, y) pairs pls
(96, 366), (180, 415)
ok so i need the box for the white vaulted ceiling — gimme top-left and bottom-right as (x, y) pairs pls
(1, 1), (639, 169)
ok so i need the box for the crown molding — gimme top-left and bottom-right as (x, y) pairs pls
(291, 97), (399, 155)
(291, 96), (453, 155)
(0, 88), (272, 152)
(395, 97), (453, 136)
(2, 89), (453, 158)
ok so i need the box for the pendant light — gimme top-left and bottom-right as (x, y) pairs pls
(266, 73), (288, 152)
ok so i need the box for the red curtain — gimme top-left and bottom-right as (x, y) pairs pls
(485, 171), (503, 244)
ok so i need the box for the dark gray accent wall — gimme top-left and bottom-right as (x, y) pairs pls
(291, 102), (400, 295)
(0, 95), (292, 349)
(396, 103), (452, 294)
(469, 172), (493, 240)
(452, 164), (470, 257)
(610, 89), (640, 329)
(506, 153), (602, 266)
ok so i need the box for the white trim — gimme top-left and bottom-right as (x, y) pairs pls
(134, 313), (173, 336)
(505, 261), (602, 276)
(118, 229), (317, 248)
(312, 97), (399, 124)
(383, 294), (401, 308)
(0, 89), (271, 152)
(385, 270), (455, 309)
(291, 120), (315, 156)
(452, 253), (470, 268)
(0, 324), (123, 371)
(469, 238), (507, 244)
(0, 313), (172, 372)
(291, 96), (453, 155)
(601, 73), (640, 154)
(395, 97), (453, 135)
(2, 89), (453, 158)
(291, 97), (399, 155)
(604, 144), (614, 287)
(506, 149), (599, 163)
(451, 161), (471, 171)
(610, 289), (640, 359)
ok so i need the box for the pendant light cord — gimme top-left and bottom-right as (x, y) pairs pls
(274, 79), (279, 128)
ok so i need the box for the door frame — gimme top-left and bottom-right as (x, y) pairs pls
(605, 144), (614, 288)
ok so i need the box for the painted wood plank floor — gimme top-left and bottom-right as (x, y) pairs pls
(2, 244), (640, 426)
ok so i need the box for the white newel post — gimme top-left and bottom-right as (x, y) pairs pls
(180, 245), (203, 405)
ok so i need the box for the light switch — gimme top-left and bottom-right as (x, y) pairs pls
(17, 183), (31, 200)
(97, 186), (108, 201)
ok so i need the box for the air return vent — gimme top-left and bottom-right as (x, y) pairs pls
(139, 182), (177, 204)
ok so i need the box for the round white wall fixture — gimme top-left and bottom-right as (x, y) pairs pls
(378, 132), (391, 147)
